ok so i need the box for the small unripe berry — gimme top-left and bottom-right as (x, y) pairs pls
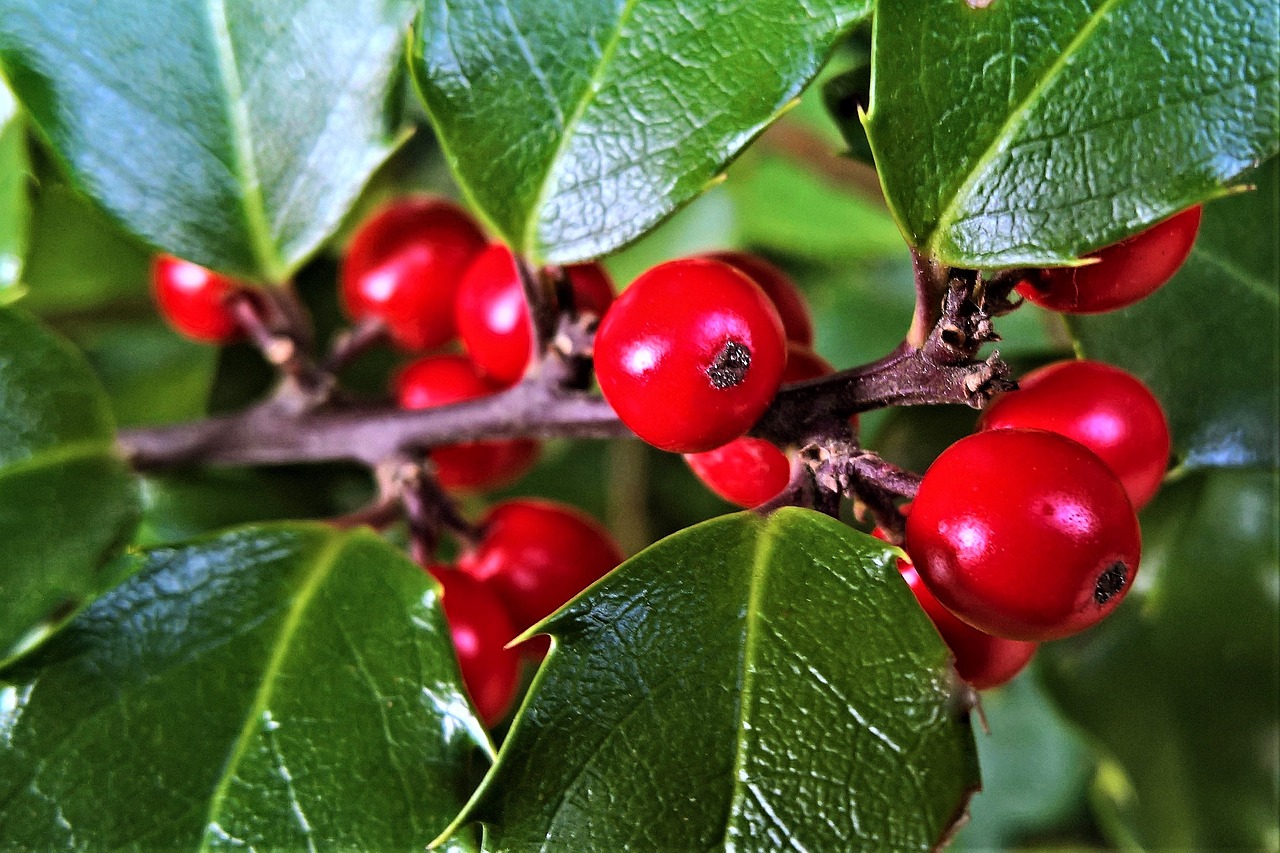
(1016, 206), (1202, 314)
(341, 197), (487, 351)
(595, 258), (787, 453)
(151, 256), (245, 344)
(981, 360), (1170, 509)
(455, 243), (614, 385)
(395, 355), (538, 491)
(427, 565), (521, 726)
(905, 429), (1141, 642)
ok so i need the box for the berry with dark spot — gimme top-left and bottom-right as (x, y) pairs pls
(905, 429), (1141, 641)
(594, 258), (786, 453)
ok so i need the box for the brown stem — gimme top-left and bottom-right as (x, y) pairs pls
(324, 317), (389, 374)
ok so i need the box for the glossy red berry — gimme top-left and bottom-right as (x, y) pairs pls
(702, 251), (814, 346)
(341, 197), (487, 351)
(873, 525), (1036, 690)
(905, 429), (1141, 642)
(151, 256), (245, 343)
(684, 345), (834, 507)
(395, 355), (538, 491)
(595, 258), (787, 453)
(1016, 206), (1202, 314)
(458, 499), (623, 636)
(427, 566), (521, 726)
(981, 360), (1171, 509)
(455, 243), (615, 386)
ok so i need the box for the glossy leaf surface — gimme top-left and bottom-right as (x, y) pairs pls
(0, 525), (488, 850)
(0, 0), (414, 281)
(411, 0), (872, 263)
(1070, 158), (1279, 469)
(446, 508), (979, 851)
(867, 0), (1280, 266)
(1040, 470), (1280, 850)
(0, 308), (137, 666)
(0, 77), (26, 297)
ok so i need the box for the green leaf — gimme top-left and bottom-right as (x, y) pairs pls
(1069, 158), (1279, 469)
(444, 508), (979, 850)
(0, 76), (27, 298)
(1038, 470), (1280, 850)
(0, 308), (138, 666)
(866, 0), (1280, 267)
(0, 524), (488, 850)
(0, 0), (414, 282)
(411, 0), (873, 264)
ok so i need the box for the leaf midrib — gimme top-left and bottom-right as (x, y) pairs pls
(925, 0), (1127, 258)
(0, 438), (115, 482)
(204, 0), (284, 282)
(521, 0), (640, 259)
(721, 514), (780, 847)
(197, 529), (347, 850)
(1194, 246), (1280, 306)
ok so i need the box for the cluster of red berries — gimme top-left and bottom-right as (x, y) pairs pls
(427, 499), (622, 725)
(148, 200), (1199, 702)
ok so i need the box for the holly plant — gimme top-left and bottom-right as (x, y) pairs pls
(0, 1), (1277, 851)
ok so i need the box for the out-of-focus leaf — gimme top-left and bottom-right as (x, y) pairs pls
(0, 0), (414, 281)
(443, 509), (979, 851)
(1070, 158), (1278, 469)
(0, 76), (27, 299)
(0, 308), (137, 666)
(602, 186), (739, 288)
(867, 0), (1279, 267)
(411, 0), (873, 264)
(951, 671), (1096, 851)
(0, 525), (488, 850)
(1039, 470), (1280, 851)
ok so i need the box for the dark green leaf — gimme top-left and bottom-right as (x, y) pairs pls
(444, 508), (978, 851)
(0, 524), (488, 851)
(0, 77), (27, 298)
(1069, 159), (1279, 469)
(866, 0), (1280, 267)
(411, 0), (873, 264)
(0, 308), (137, 666)
(0, 0), (414, 281)
(1039, 470), (1280, 850)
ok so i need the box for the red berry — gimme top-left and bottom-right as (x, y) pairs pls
(395, 355), (539, 491)
(455, 243), (615, 385)
(702, 251), (814, 346)
(458, 499), (623, 636)
(151, 256), (245, 343)
(905, 429), (1141, 642)
(684, 345), (834, 507)
(981, 360), (1170, 509)
(595, 258), (787, 453)
(872, 525), (1036, 690)
(427, 566), (521, 726)
(1016, 206), (1202, 314)
(341, 197), (487, 351)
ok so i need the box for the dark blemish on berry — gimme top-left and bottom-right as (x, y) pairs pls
(707, 340), (751, 389)
(1094, 561), (1128, 605)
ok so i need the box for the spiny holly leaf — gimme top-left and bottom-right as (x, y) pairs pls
(0, 0), (415, 282)
(866, 0), (1280, 267)
(0, 308), (138, 667)
(442, 508), (979, 851)
(1039, 470), (1279, 850)
(411, 0), (873, 264)
(1069, 157), (1279, 469)
(0, 77), (26, 298)
(0, 524), (488, 851)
